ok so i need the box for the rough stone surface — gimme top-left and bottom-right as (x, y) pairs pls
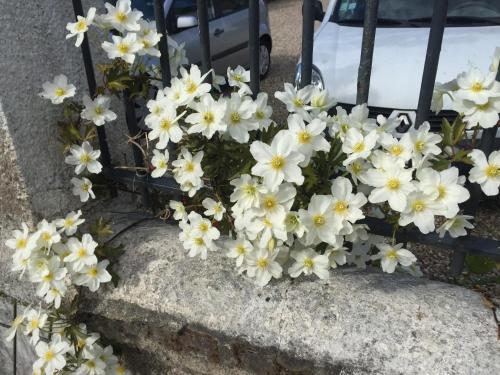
(0, 326), (14, 375)
(0, 0), (131, 225)
(77, 220), (500, 375)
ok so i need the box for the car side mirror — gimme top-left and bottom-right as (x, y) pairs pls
(314, 0), (325, 21)
(176, 15), (198, 29)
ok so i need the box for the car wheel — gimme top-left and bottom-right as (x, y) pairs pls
(259, 40), (271, 79)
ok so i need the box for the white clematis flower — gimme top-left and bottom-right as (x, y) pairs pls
(169, 200), (188, 222)
(74, 260), (112, 292)
(455, 97), (500, 129)
(455, 67), (500, 105)
(401, 122), (442, 165)
(71, 177), (95, 202)
(226, 236), (254, 268)
(365, 164), (415, 212)
(34, 334), (71, 375)
(342, 128), (378, 166)
(65, 234), (98, 272)
(102, 0), (142, 32)
(65, 141), (102, 175)
(151, 149), (169, 178)
(101, 33), (142, 64)
(436, 214), (474, 238)
(39, 75), (76, 104)
(372, 243), (417, 273)
(172, 148), (204, 187)
(81, 95), (117, 126)
(24, 308), (48, 345)
(250, 130), (305, 190)
(274, 82), (313, 114)
(224, 93), (258, 143)
(230, 174), (267, 211)
(398, 191), (443, 234)
(186, 93), (227, 138)
(227, 65), (252, 96)
(416, 167), (469, 218)
(468, 149), (500, 196)
(245, 248), (283, 286)
(54, 210), (85, 236)
(253, 92), (273, 131)
(299, 194), (338, 246)
(325, 245), (348, 268)
(179, 65), (211, 104)
(288, 248), (330, 279)
(287, 114), (330, 166)
(202, 198), (226, 221)
(148, 104), (185, 150)
(135, 19), (162, 57)
(36, 220), (61, 250)
(66, 7), (96, 47)
(306, 87), (336, 113)
(330, 177), (367, 232)
(5, 222), (38, 257)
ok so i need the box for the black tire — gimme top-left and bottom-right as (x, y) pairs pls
(259, 37), (272, 79)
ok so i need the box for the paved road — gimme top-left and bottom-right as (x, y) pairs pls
(261, 0), (329, 123)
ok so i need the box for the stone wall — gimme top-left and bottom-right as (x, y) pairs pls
(74, 214), (499, 375)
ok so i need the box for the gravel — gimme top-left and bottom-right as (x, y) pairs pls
(262, 0), (500, 305)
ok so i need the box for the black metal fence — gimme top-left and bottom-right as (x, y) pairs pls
(71, 0), (500, 275)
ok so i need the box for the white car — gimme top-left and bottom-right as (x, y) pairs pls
(297, 0), (500, 131)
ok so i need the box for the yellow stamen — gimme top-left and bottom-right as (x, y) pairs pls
(412, 200), (425, 212)
(303, 258), (314, 269)
(485, 165), (499, 178)
(256, 258), (269, 269)
(298, 131), (311, 144)
(270, 156), (285, 170)
(203, 112), (214, 124)
(313, 214), (325, 227)
(353, 142), (365, 153)
(334, 201), (348, 214)
(55, 88), (66, 97)
(230, 112), (241, 124)
(471, 82), (483, 92)
(386, 178), (400, 190)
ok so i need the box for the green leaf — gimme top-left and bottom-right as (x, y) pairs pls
(441, 118), (453, 147)
(89, 217), (113, 239)
(451, 116), (466, 145)
(431, 156), (450, 171)
(465, 254), (496, 274)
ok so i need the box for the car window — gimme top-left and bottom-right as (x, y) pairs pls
(332, 0), (500, 26)
(218, 0), (248, 17)
(172, 0), (215, 20)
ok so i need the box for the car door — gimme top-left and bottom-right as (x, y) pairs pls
(211, 0), (250, 73)
(166, 0), (226, 69)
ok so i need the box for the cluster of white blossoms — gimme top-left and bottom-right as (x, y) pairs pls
(40, 0), (189, 204)
(163, 50), (500, 285)
(42, 0), (500, 288)
(5, 211), (111, 307)
(432, 49), (500, 129)
(4, 214), (130, 374)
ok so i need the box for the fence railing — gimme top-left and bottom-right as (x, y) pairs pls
(71, 0), (500, 275)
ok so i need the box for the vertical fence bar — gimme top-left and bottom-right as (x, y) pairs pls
(452, 67), (500, 275)
(249, 0), (260, 97)
(71, 0), (112, 168)
(300, 0), (315, 88)
(197, 0), (212, 81)
(123, 91), (151, 207)
(356, 0), (379, 104)
(415, 0), (448, 127)
(153, 0), (172, 86)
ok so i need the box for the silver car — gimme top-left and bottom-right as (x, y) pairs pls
(132, 0), (272, 77)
